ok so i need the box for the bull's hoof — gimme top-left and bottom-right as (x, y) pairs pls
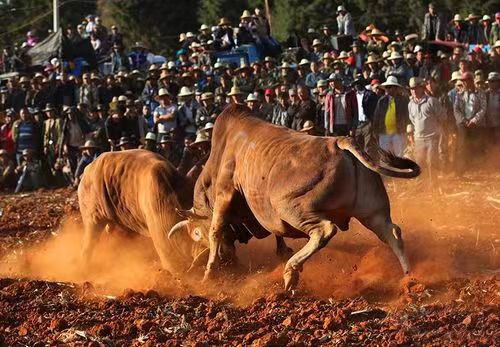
(283, 268), (300, 291)
(277, 246), (294, 261)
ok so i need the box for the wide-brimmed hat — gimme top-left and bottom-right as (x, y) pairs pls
(118, 137), (132, 147)
(450, 71), (461, 82)
(159, 134), (175, 144)
(388, 51), (403, 60)
(0, 149), (8, 157)
(148, 64), (158, 72)
(317, 79), (328, 87)
(365, 55), (381, 64)
(298, 58), (310, 66)
(312, 39), (322, 47)
(493, 40), (500, 49)
(300, 120), (315, 132)
(245, 93), (258, 102)
(328, 73), (342, 82)
(279, 62), (292, 69)
(322, 52), (332, 60)
(352, 73), (366, 85)
(22, 148), (34, 156)
(219, 17), (231, 26)
(142, 132), (155, 142)
(203, 122), (214, 132)
(198, 92), (213, 101)
(79, 139), (100, 150)
(336, 5), (346, 13)
(367, 28), (385, 36)
(189, 131), (210, 147)
(240, 10), (252, 19)
(159, 71), (170, 81)
(405, 33), (419, 41)
(452, 14), (463, 22)
(178, 86), (194, 97)
(409, 77), (425, 89)
(185, 32), (195, 38)
(43, 103), (55, 112)
(236, 64), (251, 72)
(200, 24), (209, 31)
(482, 15), (491, 22)
(487, 72), (500, 82)
(337, 51), (349, 59)
(380, 76), (402, 88)
(466, 14), (480, 21)
(388, 41), (401, 49)
(19, 76), (30, 83)
(157, 88), (172, 98)
(227, 86), (243, 96)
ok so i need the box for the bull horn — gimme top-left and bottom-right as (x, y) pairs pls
(168, 220), (189, 240)
(175, 208), (207, 220)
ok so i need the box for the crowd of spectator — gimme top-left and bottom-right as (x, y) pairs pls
(0, 4), (499, 192)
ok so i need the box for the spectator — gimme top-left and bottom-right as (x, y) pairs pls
(305, 61), (323, 89)
(453, 72), (487, 175)
(322, 73), (357, 136)
(373, 76), (409, 156)
(143, 132), (157, 152)
(352, 74), (378, 157)
(245, 93), (262, 116)
(110, 43), (130, 74)
(450, 14), (468, 43)
(227, 86), (245, 105)
(271, 92), (292, 128)
(0, 149), (16, 190)
(466, 14), (488, 46)
(74, 139), (100, 186)
(42, 104), (63, 169)
(0, 109), (15, 156)
(290, 86), (316, 131)
(422, 3), (446, 41)
(61, 106), (90, 169)
(408, 77), (444, 179)
(158, 134), (181, 166)
(491, 13), (500, 45)
(15, 149), (42, 193)
(79, 73), (99, 108)
(177, 87), (199, 138)
(486, 72), (500, 142)
(196, 92), (220, 127)
(154, 88), (178, 139)
(12, 107), (41, 164)
(386, 51), (413, 87)
(336, 5), (356, 37)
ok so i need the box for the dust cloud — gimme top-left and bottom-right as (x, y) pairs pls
(0, 168), (498, 304)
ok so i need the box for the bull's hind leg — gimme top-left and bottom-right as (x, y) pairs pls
(81, 219), (106, 269)
(283, 220), (337, 291)
(359, 214), (410, 274)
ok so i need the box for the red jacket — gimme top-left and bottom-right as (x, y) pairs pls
(324, 89), (357, 132)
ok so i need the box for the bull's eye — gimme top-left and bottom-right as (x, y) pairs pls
(192, 227), (202, 242)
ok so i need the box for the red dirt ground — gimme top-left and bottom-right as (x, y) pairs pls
(0, 170), (499, 346)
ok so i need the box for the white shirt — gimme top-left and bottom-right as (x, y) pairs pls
(356, 91), (367, 122)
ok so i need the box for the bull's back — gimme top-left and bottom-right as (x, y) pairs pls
(78, 150), (180, 235)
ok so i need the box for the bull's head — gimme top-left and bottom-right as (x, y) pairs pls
(165, 208), (212, 274)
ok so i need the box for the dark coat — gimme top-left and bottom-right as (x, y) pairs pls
(290, 99), (316, 131)
(353, 90), (378, 127)
(422, 13), (446, 40)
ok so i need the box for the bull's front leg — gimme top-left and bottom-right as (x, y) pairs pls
(283, 221), (337, 291)
(203, 211), (226, 282)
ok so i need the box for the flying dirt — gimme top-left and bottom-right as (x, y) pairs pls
(0, 165), (499, 345)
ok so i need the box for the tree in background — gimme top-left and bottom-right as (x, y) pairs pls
(98, 0), (198, 56)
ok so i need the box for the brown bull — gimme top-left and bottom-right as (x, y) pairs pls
(78, 149), (207, 276)
(169, 104), (420, 290)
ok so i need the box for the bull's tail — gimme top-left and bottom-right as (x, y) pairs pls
(335, 137), (420, 179)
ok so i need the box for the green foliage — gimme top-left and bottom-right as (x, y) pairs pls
(98, 0), (198, 56)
